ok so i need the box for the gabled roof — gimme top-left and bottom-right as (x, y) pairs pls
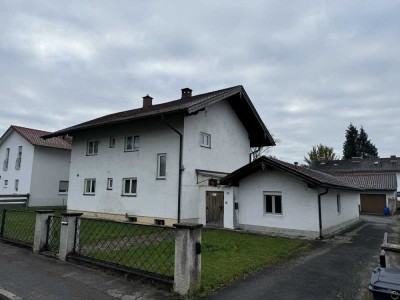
(220, 156), (362, 191)
(0, 126), (72, 150)
(334, 173), (397, 191)
(42, 85), (275, 147)
(311, 157), (400, 173)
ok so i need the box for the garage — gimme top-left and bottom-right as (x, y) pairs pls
(360, 194), (386, 215)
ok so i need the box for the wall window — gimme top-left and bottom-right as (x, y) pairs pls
(157, 153), (167, 179)
(15, 146), (22, 170)
(3, 148), (9, 171)
(337, 193), (341, 214)
(200, 132), (211, 148)
(84, 179), (96, 195)
(4, 180), (8, 188)
(264, 192), (282, 214)
(122, 178), (137, 196)
(59, 181), (69, 194)
(109, 137), (116, 148)
(107, 178), (113, 190)
(125, 135), (139, 151)
(86, 141), (99, 155)
(15, 179), (19, 192)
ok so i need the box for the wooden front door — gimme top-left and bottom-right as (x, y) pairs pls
(206, 191), (224, 227)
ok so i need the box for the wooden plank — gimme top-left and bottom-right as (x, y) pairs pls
(381, 243), (400, 253)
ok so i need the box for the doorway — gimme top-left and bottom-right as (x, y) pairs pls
(206, 191), (224, 227)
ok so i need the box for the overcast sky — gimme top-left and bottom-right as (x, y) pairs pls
(1, 1), (399, 163)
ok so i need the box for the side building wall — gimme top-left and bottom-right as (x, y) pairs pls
(30, 146), (71, 206)
(67, 117), (182, 226)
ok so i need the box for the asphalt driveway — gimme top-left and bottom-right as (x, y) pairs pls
(207, 215), (399, 300)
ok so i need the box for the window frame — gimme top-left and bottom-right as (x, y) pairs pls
(122, 177), (137, 196)
(84, 178), (96, 195)
(86, 140), (99, 156)
(107, 178), (113, 190)
(14, 179), (19, 192)
(109, 137), (116, 148)
(4, 180), (8, 188)
(200, 132), (211, 148)
(125, 135), (139, 152)
(58, 180), (69, 194)
(264, 192), (283, 215)
(337, 193), (341, 214)
(157, 153), (167, 179)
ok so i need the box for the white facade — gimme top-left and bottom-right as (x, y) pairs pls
(0, 130), (71, 206)
(233, 169), (359, 238)
(66, 99), (251, 225)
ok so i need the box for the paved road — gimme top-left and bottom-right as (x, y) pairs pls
(0, 242), (177, 300)
(207, 215), (399, 300)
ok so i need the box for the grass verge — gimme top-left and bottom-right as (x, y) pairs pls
(200, 229), (310, 295)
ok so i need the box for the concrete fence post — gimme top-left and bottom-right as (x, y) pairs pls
(173, 223), (203, 296)
(33, 210), (54, 253)
(59, 212), (82, 261)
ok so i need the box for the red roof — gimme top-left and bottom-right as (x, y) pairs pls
(0, 126), (72, 150)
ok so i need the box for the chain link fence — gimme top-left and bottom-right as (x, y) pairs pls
(45, 215), (62, 254)
(0, 209), (36, 246)
(73, 218), (175, 280)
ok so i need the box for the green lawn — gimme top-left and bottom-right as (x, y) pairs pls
(200, 229), (310, 295)
(0, 209), (36, 244)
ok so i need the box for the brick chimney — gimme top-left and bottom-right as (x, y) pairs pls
(181, 88), (192, 99)
(143, 94), (153, 108)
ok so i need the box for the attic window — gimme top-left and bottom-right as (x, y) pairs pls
(87, 140), (99, 155)
(125, 135), (139, 151)
(200, 132), (211, 148)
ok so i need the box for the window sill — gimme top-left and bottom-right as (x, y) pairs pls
(107, 188), (113, 191)
(156, 177), (166, 180)
(86, 154), (98, 156)
(263, 213), (283, 216)
(200, 145), (211, 149)
(58, 192), (68, 195)
(83, 193), (95, 196)
(121, 194), (137, 197)
(124, 149), (139, 153)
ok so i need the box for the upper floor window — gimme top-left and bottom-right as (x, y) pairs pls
(87, 141), (99, 155)
(109, 137), (116, 148)
(125, 135), (139, 151)
(200, 132), (211, 148)
(84, 178), (96, 195)
(59, 181), (69, 194)
(264, 192), (282, 215)
(157, 154), (167, 179)
(107, 178), (113, 190)
(15, 146), (22, 170)
(3, 148), (9, 171)
(15, 179), (19, 192)
(122, 178), (137, 196)
(337, 193), (341, 214)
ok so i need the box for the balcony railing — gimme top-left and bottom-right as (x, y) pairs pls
(15, 158), (21, 170)
(3, 159), (8, 171)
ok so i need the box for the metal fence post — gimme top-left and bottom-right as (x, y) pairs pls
(173, 223), (202, 296)
(33, 210), (55, 253)
(0, 209), (7, 237)
(59, 212), (82, 261)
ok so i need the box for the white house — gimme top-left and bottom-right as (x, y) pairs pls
(0, 125), (72, 207)
(219, 156), (362, 238)
(43, 86), (275, 226)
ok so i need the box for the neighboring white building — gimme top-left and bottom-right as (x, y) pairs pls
(0, 126), (72, 207)
(43, 86), (275, 226)
(220, 156), (362, 238)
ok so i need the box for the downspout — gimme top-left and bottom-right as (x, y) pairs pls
(318, 187), (329, 239)
(162, 117), (182, 223)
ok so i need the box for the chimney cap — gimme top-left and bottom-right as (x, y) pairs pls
(142, 94), (153, 108)
(181, 88), (192, 99)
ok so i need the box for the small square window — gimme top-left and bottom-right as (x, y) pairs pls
(125, 136), (139, 151)
(200, 132), (211, 148)
(154, 219), (165, 226)
(59, 181), (69, 194)
(109, 137), (116, 148)
(122, 178), (137, 196)
(264, 192), (282, 214)
(87, 141), (99, 155)
(157, 153), (167, 179)
(84, 179), (96, 195)
(107, 178), (113, 190)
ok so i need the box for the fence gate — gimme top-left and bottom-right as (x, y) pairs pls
(45, 215), (62, 255)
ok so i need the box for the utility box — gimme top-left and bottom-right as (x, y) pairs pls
(369, 267), (400, 299)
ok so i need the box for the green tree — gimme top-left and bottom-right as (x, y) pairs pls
(343, 124), (378, 159)
(304, 144), (339, 165)
(357, 127), (378, 158)
(343, 123), (359, 159)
